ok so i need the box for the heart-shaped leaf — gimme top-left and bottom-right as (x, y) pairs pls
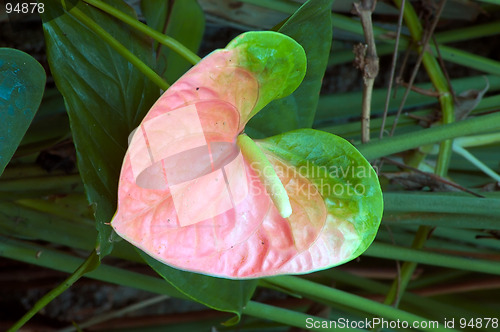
(42, 0), (159, 257)
(112, 30), (382, 280)
(111, 31), (308, 278)
(0, 48), (46, 175)
(260, 129), (384, 260)
(109, 31), (306, 319)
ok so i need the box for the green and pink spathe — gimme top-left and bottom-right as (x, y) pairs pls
(111, 31), (383, 278)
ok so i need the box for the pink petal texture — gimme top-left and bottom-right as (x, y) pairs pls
(112, 33), (360, 278)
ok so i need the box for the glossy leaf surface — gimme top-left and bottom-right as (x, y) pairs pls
(43, 0), (159, 257)
(139, 249), (258, 321)
(0, 48), (46, 175)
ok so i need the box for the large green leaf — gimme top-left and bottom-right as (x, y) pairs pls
(246, 0), (334, 138)
(260, 129), (383, 259)
(141, 0), (204, 83)
(138, 249), (258, 324)
(0, 48), (46, 175)
(42, 0), (159, 257)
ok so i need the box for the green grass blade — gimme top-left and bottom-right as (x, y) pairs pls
(366, 242), (500, 275)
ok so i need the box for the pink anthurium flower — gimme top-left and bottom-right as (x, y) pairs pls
(112, 31), (383, 279)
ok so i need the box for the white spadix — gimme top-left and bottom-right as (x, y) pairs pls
(237, 134), (292, 218)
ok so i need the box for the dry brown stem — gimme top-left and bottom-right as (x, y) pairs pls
(353, 0), (379, 143)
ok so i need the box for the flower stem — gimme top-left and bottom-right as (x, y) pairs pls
(0, 236), (185, 297)
(7, 250), (100, 332)
(63, 1), (169, 90)
(1, 236), (329, 330)
(82, 0), (201, 65)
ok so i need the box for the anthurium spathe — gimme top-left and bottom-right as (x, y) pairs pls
(112, 31), (383, 279)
